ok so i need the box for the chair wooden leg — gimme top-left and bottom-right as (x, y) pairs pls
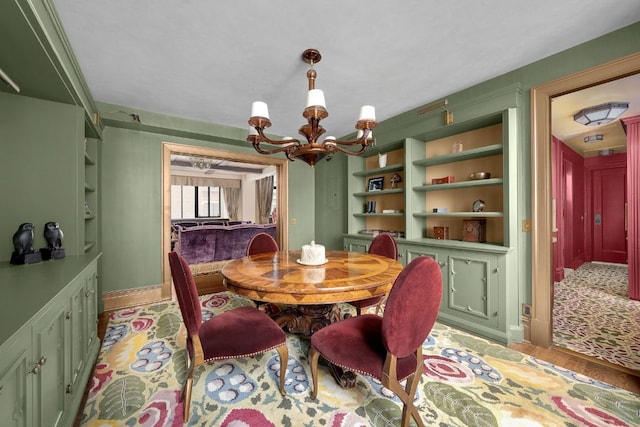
(308, 347), (321, 399)
(398, 372), (425, 427)
(382, 350), (425, 427)
(401, 348), (425, 427)
(183, 364), (194, 424)
(276, 343), (289, 396)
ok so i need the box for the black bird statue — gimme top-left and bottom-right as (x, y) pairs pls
(40, 221), (65, 260)
(10, 223), (42, 264)
(12, 222), (34, 255)
(44, 221), (64, 249)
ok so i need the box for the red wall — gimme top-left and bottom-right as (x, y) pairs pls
(553, 135), (628, 281)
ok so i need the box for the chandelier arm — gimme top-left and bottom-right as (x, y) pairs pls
(327, 127), (374, 146)
(284, 150), (297, 162)
(255, 128), (302, 146)
(329, 137), (371, 146)
(326, 143), (369, 157)
(251, 142), (297, 156)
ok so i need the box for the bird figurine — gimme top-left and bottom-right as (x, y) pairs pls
(12, 223), (35, 255)
(44, 221), (64, 249)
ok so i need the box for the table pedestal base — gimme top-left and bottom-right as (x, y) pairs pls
(328, 363), (357, 388)
(266, 303), (357, 388)
(273, 304), (342, 337)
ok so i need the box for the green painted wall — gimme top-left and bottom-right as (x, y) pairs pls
(1, 4), (638, 312)
(98, 112), (315, 294)
(314, 21), (640, 308)
(314, 155), (348, 250)
(0, 92), (84, 260)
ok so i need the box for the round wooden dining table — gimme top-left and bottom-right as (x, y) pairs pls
(222, 249), (402, 387)
(222, 250), (401, 308)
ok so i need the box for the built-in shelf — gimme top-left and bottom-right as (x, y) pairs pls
(413, 178), (503, 192)
(413, 211), (504, 218)
(353, 188), (405, 197)
(83, 139), (98, 254)
(354, 212), (405, 217)
(412, 144), (503, 167)
(353, 163), (404, 177)
(84, 152), (95, 165)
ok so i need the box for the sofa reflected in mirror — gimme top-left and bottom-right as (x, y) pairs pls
(173, 222), (276, 294)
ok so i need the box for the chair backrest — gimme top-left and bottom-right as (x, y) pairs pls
(168, 251), (202, 337)
(381, 256), (443, 358)
(368, 232), (399, 260)
(246, 232), (279, 256)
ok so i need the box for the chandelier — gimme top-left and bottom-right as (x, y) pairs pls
(189, 156), (213, 171)
(247, 49), (377, 167)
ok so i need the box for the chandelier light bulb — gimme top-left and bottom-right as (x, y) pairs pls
(251, 101), (270, 119)
(324, 136), (336, 145)
(358, 105), (376, 121)
(306, 89), (326, 108)
(357, 129), (373, 140)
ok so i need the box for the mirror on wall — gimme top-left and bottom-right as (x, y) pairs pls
(160, 143), (289, 299)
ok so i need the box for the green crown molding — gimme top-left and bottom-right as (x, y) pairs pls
(96, 102), (284, 146)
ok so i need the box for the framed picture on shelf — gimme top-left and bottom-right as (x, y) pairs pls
(368, 177), (384, 191)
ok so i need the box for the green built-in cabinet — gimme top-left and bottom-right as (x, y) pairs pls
(345, 96), (521, 344)
(0, 255), (100, 427)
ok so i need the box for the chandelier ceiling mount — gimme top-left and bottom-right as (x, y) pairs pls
(247, 49), (377, 167)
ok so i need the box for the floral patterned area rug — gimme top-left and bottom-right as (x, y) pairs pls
(553, 262), (640, 371)
(81, 292), (640, 426)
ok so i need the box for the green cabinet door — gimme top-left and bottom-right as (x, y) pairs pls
(444, 251), (499, 328)
(31, 303), (67, 427)
(84, 268), (98, 357)
(68, 277), (85, 393)
(343, 237), (369, 253)
(0, 332), (31, 427)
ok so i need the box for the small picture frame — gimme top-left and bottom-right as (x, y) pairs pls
(368, 177), (384, 191)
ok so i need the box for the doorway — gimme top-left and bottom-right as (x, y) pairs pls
(160, 143), (289, 300)
(530, 52), (640, 348)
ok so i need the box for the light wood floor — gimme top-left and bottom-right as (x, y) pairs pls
(509, 342), (640, 394)
(75, 312), (639, 426)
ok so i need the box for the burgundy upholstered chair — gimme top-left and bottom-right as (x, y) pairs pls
(348, 232), (399, 315)
(168, 251), (288, 422)
(309, 256), (443, 427)
(246, 232), (279, 256)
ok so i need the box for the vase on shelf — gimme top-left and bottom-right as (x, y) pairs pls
(378, 153), (387, 168)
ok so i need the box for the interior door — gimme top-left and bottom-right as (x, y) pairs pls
(592, 166), (627, 263)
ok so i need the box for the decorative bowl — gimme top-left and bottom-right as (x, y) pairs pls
(469, 172), (491, 180)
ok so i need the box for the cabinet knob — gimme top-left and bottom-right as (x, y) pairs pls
(438, 261), (447, 267)
(66, 384), (73, 394)
(29, 365), (40, 375)
(66, 311), (72, 320)
(38, 356), (47, 366)
(85, 289), (95, 298)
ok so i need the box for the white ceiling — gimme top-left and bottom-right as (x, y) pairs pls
(52, 1), (639, 150)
